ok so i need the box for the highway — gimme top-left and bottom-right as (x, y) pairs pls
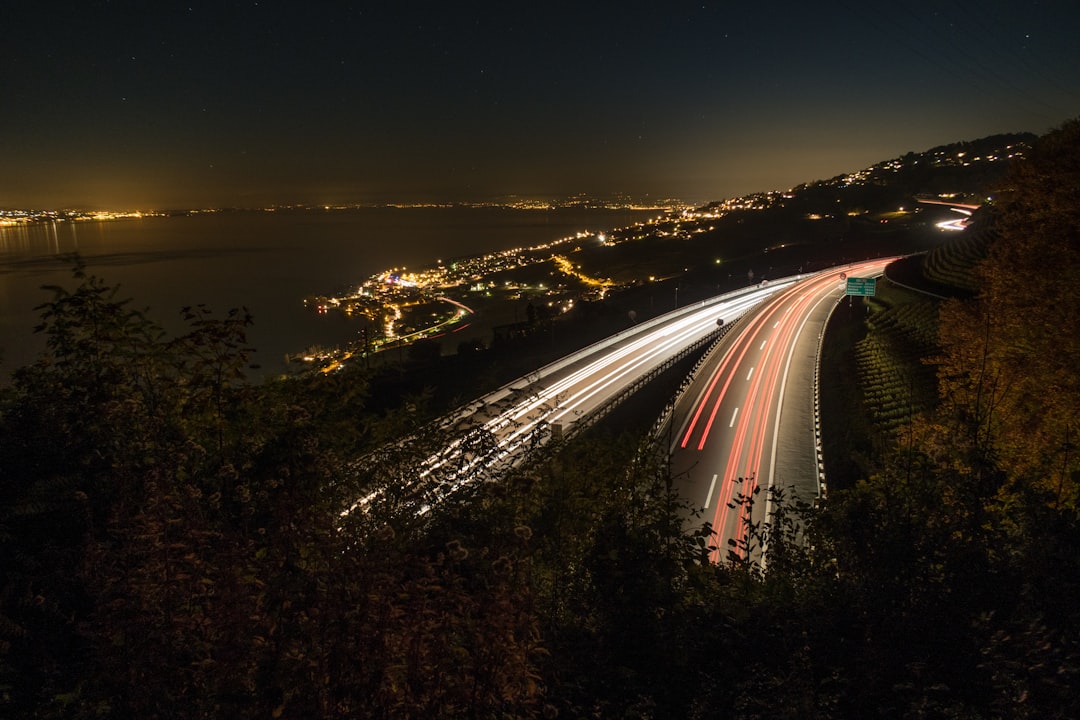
(348, 279), (796, 516)
(666, 259), (893, 562)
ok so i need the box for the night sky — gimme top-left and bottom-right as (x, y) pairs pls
(4, 0), (1079, 210)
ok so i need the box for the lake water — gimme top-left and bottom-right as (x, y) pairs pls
(0, 206), (659, 380)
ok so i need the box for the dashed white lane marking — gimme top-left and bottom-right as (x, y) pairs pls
(705, 473), (719, 509)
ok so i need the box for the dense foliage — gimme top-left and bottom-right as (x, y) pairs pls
(2, 121), (1079, 718)
(932, 119), (1080, 510)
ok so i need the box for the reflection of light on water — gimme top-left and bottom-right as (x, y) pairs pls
(0, 220), (81, 256)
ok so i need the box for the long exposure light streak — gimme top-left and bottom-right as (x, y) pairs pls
(669, 260), (892, 563)
(346, 279), (797, 516)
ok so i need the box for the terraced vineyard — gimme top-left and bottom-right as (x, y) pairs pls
(853, 282), (941, 433)
(920, 213), (998, 293)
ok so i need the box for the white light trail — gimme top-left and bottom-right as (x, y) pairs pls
(348, 280), (797, 515)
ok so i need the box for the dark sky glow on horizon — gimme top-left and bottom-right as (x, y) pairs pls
(3, 0), (1079, 209)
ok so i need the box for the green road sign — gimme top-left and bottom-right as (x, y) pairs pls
(845, 277), (877, 296)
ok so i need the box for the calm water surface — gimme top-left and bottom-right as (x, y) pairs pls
(0, 207), (657, 379)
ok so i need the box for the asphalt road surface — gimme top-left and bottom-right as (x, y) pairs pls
(667, 259), (893, 562)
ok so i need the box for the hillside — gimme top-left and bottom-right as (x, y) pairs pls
(1, 123), (1077, 719)
(334, 131), (1036, 419)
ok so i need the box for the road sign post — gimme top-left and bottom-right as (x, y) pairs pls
(845, 277), (877, 297)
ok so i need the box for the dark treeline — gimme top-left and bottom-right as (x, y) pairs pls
(2, 120), (1079, 718)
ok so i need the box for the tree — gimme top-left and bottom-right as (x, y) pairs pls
(935, 118), (1080, 510)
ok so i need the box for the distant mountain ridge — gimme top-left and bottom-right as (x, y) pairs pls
(699, 131), (1037, 215)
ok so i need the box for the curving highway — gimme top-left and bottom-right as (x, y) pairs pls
(666, 259), (893, 562)
(350, 258), (895, 532)
(348, 279), (795, 515)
